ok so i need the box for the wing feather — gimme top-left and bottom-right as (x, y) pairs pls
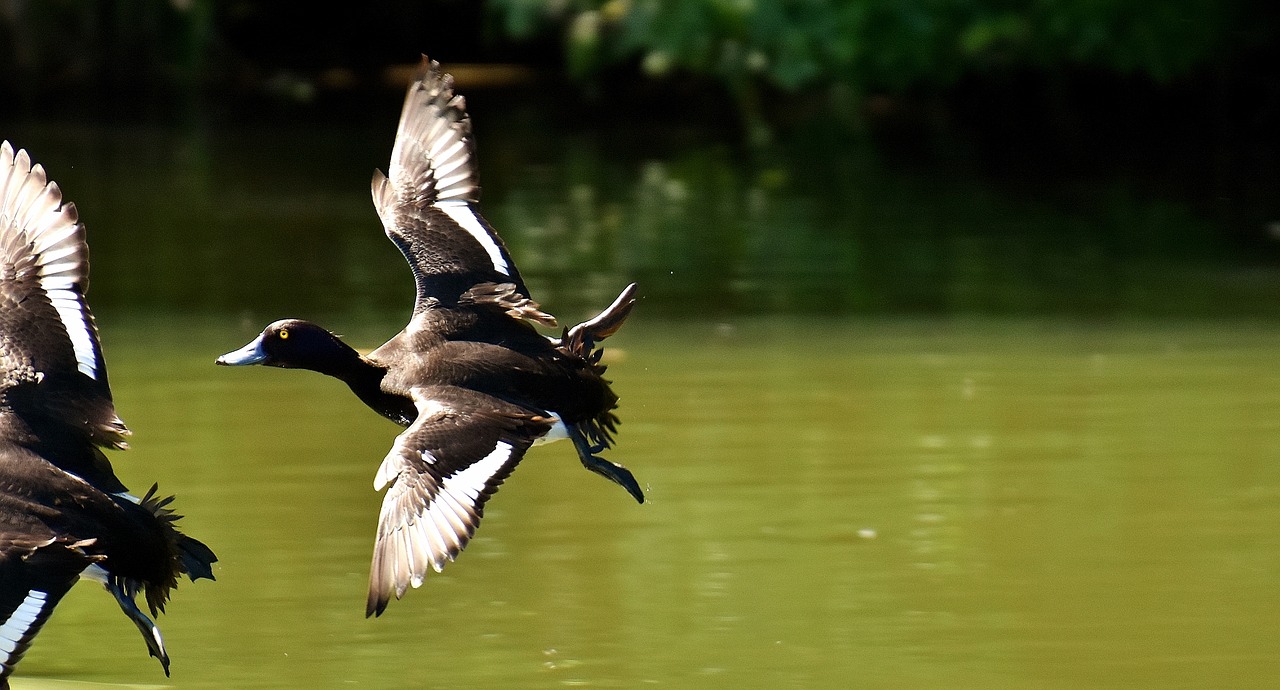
(366, 385), (553, 616)
(369, 56), (548, 322)
(0, 141), (128, 451)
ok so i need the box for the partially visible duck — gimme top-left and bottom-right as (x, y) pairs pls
(0, 141), (217, 687)
(217, 55), (643, 617)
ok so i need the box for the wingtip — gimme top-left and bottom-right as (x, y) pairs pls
(366, 545), (394, 618)
(383, 50), (480, 213)
(366, 583), (391, 618)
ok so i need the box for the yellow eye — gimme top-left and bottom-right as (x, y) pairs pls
(279, 329), (290, 340)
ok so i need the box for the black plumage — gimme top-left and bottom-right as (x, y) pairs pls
(0, 141), (216, 687)
(217, 56), (642, 617)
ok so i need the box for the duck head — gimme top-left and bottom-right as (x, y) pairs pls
(216, 319), (357, 373)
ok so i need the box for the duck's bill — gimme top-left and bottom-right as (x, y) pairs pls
(216, 335), (267, 366)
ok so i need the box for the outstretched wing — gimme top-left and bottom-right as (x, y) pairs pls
(370, 56), (554, 326)
(0, 141), (128, 450)
(367, 385), (553, 617)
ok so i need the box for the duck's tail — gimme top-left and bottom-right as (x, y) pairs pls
(135, 485), (218, 617)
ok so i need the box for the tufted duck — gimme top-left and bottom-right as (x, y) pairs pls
(0, 141), (217, 686)
(217, 56), (642, 617)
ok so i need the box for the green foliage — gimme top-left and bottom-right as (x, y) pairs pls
(488, 0), (1259, 97)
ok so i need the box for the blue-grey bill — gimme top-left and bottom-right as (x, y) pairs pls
(216, 335), (267, 366)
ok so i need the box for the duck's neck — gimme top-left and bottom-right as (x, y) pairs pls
(296, 337), (379, 387)
(306, 341), (412, 425)
(297, 334), (353, 374)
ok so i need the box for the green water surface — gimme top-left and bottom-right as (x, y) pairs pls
(11, 316), (1280, 689)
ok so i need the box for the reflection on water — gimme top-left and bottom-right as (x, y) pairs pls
(3, 109), (1274, 323)
(2, 113), (1278, 688)
(13, 316), (1280, 689)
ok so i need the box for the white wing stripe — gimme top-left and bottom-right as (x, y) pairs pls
(434, 201), (510, 276)
(441, 441), (513, 504)
(394, 439), (515, 585)
(47, 288), (97, 378)
(0, 589), (49, 657)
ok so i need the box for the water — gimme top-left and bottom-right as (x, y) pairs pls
(8, 315), (1278, 688)
(4, 110), (1280, 687)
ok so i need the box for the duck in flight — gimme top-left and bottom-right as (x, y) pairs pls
(0, 141), (217, 687)
(217, 55), (643, 617)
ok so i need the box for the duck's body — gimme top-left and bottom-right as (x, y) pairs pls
(218, 56), (641, 617)
(0, 141), (216, 687)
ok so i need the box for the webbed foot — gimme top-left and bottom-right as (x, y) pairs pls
(570, 426), (645, 504)
(107, 577), (170, 676)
